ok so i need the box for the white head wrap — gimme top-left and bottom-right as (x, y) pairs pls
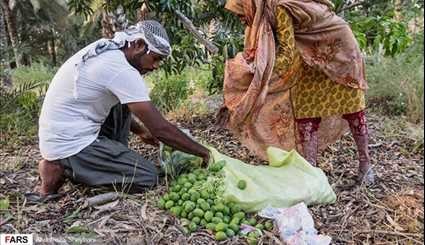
(73, 20), (171, 98)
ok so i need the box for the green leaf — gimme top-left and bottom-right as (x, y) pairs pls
(66, 225), (91, 234)
(0, 198), (10, 210)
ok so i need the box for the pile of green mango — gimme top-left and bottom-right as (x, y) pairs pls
(158, 148), (273, 243)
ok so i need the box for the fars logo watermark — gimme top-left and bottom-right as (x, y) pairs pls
(0, 234), (33, 245)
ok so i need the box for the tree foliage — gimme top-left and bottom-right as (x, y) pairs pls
(334, 0), (423, 56)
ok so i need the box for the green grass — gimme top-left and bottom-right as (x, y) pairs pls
(11, 62), (56, 87)
(146, 65), (212, 112)
(0, 63), (56, 147)
(366, 33), (424, 123)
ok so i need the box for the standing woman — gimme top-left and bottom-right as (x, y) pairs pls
(217, 0), (375, 184)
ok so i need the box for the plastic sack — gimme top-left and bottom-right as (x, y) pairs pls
(209, 146), (336, 212)
(259, 203), (331, 245)
(159, 129), (202, 178)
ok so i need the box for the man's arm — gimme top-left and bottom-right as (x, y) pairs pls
(127, 101), (210, 163)
(130, 116), (159, 146)
(130, 117), (145, 135)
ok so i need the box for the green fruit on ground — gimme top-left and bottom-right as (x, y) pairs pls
(248, 218), (257, 226)
(188, 222), (198, 232)
(237, 180), (247, 190)
(241, 219), (249, 225)
(184, 201), (196, 212)
(215, 222), (228, 232)
(206, 223), (216, 231)
(178, 200), (183, 206)
(204, 211), (214, 222)
(193, 208), (204, 218)
(181, 193), (190, 201)
(200, 190), (209, 199)
(229, 223), (239, 232)
(188, 173), (197, 183)
(188, 212), (194, 220)
(197, 199), (206, 205)
(265, 221), (273, 231)
(177, 178), (188, 185)
(192, 216), (201, 225)
(184, 182), (192, 189)
(200, 202), (210, 211)
(196, 174), (206, 180)
(181, 218), (190, 225)
(247, 237), (258, 245)
(212, 217), (223, 224)
(181, 211), (188, 218)
(163, 194), (170, 201)
(230, 217), (240, 225)
(169, 192), (180, 201)
(215, 231), (228, 241)
(223, 206), (230, 215)
(201, 219), (207, 226)
(165, 200), (174, 209)
(231, 204), (242, 214)
(190, 192), (201, 202)
(158, 198), (165, 209)
(171, 184), (181, 192)
(249, 230), (261, 238)
(255, 224), (264, 230)
(207, 199), (214, 205)
(170, 207), (182, 217)
(179, 188), (188, 196)
(233, 212), (245, 220)
(215, 203), (225, 212)
(226, 229), (235, 237)
(215, 212), (224, 219)
(223, 216), (230, 223)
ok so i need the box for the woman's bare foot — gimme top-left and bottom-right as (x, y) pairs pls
(34, 159), (65, 196)
(358, 166), (376, 186)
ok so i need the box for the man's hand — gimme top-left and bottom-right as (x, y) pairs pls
(128, 101), (211, 161)
(201, 152), (211, 167)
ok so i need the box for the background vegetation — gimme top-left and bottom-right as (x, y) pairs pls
(0, 0), (423, 146)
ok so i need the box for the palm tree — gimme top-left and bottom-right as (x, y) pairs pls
(1, 0), (69, 66)
(0, 0), (21, 67)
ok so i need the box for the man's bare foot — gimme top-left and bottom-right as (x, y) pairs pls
(34, 159), (65, 196)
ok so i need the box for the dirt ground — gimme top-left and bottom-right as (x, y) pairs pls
(0, 112), (423, 244)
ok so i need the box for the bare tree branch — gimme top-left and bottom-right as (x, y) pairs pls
(174, 9), (219, 54)
(337, 1), (365, 14)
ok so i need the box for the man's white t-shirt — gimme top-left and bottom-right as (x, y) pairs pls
(39, 39), (150, 161)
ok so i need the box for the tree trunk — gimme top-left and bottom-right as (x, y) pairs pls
(0, 6), (12, 86)
(0, 0), (22, 67)
(47, 29), (56, 66)
(101, 11), (115, 38)
(394, 0), (402, 21)
(101, 6), (128, 38)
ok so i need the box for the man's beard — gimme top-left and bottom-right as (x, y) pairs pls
(130, 52), (151, 75)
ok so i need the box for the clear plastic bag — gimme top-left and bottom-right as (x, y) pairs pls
(259, 203), (332, 245)
(159, 129), (202, 178)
